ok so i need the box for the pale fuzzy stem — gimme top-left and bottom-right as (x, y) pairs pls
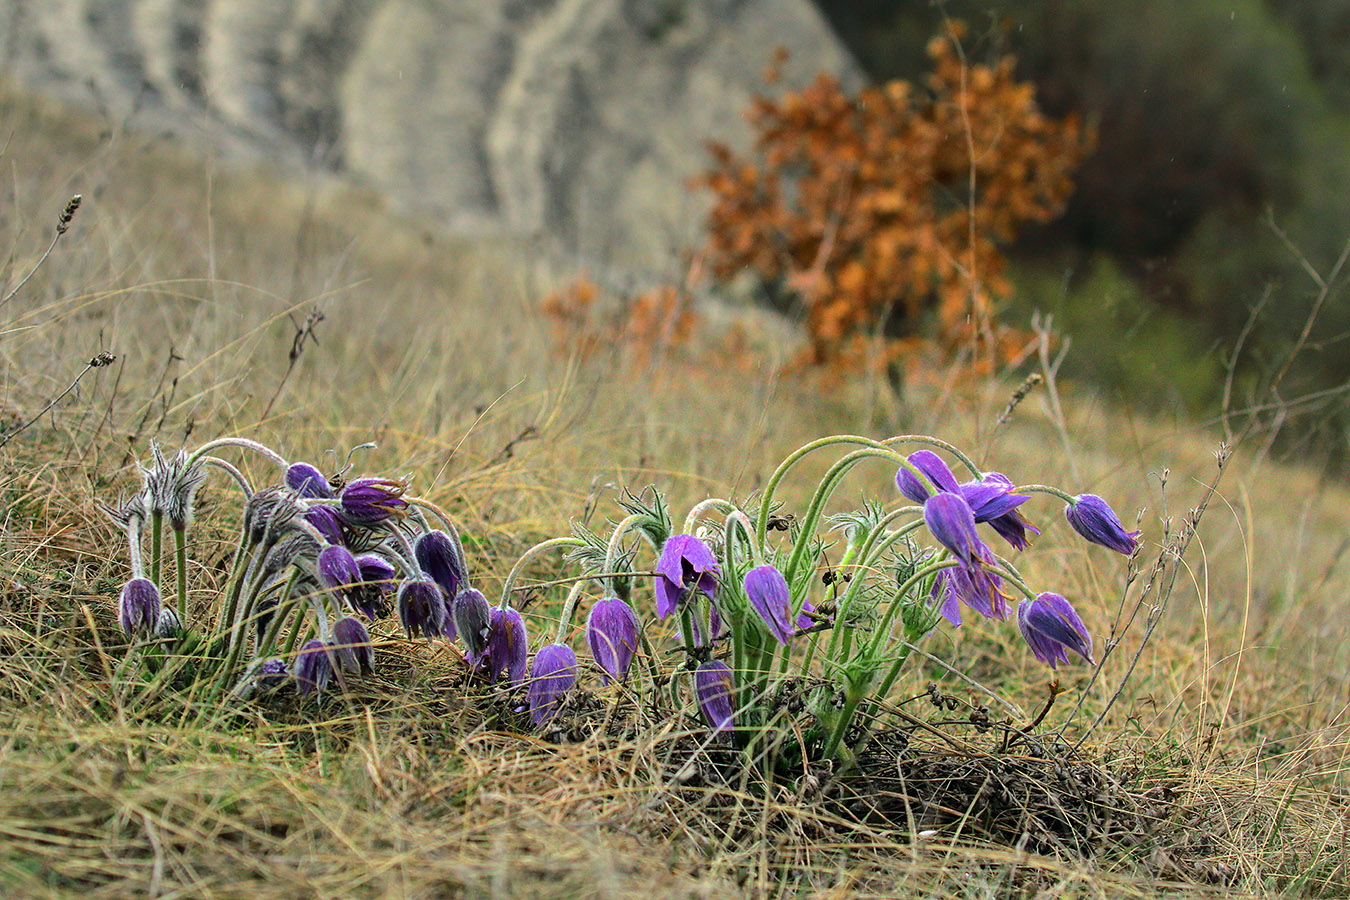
(188, 437), (288, 470)
(682, 497), (736, 535)
(499, 537), (585, 610)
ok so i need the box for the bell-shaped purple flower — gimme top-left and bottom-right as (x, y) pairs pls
(350, 552), (399, 622)
(452, 588), (493, 662)
(1065, 495), (1141, 556)
(118, 577), (162, 637)
(929, 555), (1011, 626)
(744, 564), (794, 645)
(303, 505), (345, 545)
(923, 492), (988, 566)
(339, 477), (409, 527)
(896, 449), (962, 502)
(286, 462), (333, 499)
(586, 596), (641, 683)
(317, 544), (361, 592)
(695, 660), (736, 736)
(484, 606), (529, 686)
(414, 530), (465, 602)
(294, 639), (334, 696)
(528, 643), (578, 725)
(398, 579), (449, 639)
(654, 534), (720, 619)
(961, 472), (1039, 551)
(1018, 593), (1094, 668)
(332, 616), (374, 676)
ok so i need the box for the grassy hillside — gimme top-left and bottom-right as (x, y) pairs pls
(2, 83), (1347, 898)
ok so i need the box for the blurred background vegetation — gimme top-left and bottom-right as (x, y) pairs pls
(814, 0), (1350, 467)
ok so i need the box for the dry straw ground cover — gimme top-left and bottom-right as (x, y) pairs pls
(1, 83), (1348, 899)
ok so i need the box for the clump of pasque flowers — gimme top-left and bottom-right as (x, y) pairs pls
(103, 438), (520, 702)
(105, 431), (1138, 768)
(506, 433), (1137, 769)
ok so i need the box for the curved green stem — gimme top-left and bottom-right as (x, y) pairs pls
(499, 537), (585, 609)
(150, 511), (164, 589)
(200, 456), (252, 495)
(1017, 484), (1078, 505)
(867, 559), (958, 658)
(187, 437), (288, 470)
(173, 527), (188, 617)
(683, 497), (736, 534)
(602, 513), (653, 589)
(722, 510), (762, 569)
(554, 579), (589, 644)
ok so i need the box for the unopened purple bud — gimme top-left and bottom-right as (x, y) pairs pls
(483, 605), (529, 685)
(695, 660), (735, 736)
(1065, 495), (1141, 556)
(397, 579), (449, 639)
(332, 616), (374, 676)
(744, 564), (794, 645)
(1018, 593), (1094, 669)
(528, 643), (578, 725)
(452, 588), (493, 661)
(155, 606), (181, 638)
(119, 577), (161, 637)
(304, 505), (345, 545)
(586, 596), (640, 683)
(339, 477), (409, 527)
(294, 639), (334, 696)
(286, 462), (334, 499)
(414, 530), (465, 601)
(257, 657), (290, 689)
(654, 534), (720, 619)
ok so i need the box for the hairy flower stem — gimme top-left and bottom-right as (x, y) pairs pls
(200, 456), (252, 495)
(1016, 484), (1078, 505)
(755, 434), (981, 549)
(500, 537), (585, 610)
(173, 527), (188, 616)
(867, 560), (957, 660)
(682, 497), (736, 535)
(187, 437), (288, 471)
(824, 514), (924, 663)
(781, 447), (912, 588)
(554, 580), (588, 644)
(213, 571), (298, 697)
(150, 511), (164, 589)
(254, 576), (306, 660)
(603, 513), (659, 591)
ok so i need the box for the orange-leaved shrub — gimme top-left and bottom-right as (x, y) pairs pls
(698, 24), (1093, 374)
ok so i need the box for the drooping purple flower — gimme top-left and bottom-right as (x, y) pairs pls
(929, 555), (1011, 626)
(317, 544), (362, 593)
(923, 492), (988, 566)
(303, 505), (345, 545)
(528, 643), (578, 725)
(961, 472), (1039, 551)
(286, 461), (333, 499)
(896, 449), (962, 502)
(332, 616), (374, 676)
(586, 596), (641, 683)
(294, 639), (334, 696)
(744, 564), (794, 645)
(654, 534), (720, 619)
(484, 606), (529, 686)
(257, 657), (290, 690)
(339, 477), (409, 527)
(414, 530), (465, 602)
(1018, 593), (1094, 669)
(350, 552), (399, 622)
(695, 660), (736, 736)
(118, 577), (161, 637)
(1065, 495), (1141, 556)
(795, 597), (828, 631)
(452, 588), (493, 662)
(398, 578), (449, 639)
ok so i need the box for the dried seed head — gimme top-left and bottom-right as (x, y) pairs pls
(56, 194), (81, 235)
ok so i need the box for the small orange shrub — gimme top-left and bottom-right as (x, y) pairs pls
(698, 23), (1093, 373)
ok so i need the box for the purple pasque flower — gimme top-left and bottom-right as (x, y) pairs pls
(587, 596), (641, 683)
(339, 477), (409, 527)
(155, 605), (181, 638)
(286, 461), (333, 499)
(414, 530), (465, 602)
(257, 657), (290, 689)
(896, 449), (962, 502)
(398, 578), (450, 639)
(744, 564), (794, 645)
(796, 596), (828, 631)
(303, 505), (345, 545)
(529, 643), (578, 725)
(332, 616), (374, 676)
(294, 639), (334, 695)
(961, 472), (1039, 551)
(1065, 495), (1141, 556)
(923, 492), (988, 567)
(350, 552), (399, 621)
(317, 544), (362, 593)
(119, 577), (162, 637)
(452, 588), (493, 662)
(1018, 593), (1094, 668)
(654, 534), (720, 619)
(484, 606), (529, 686)
(695, 660), (736, 736)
